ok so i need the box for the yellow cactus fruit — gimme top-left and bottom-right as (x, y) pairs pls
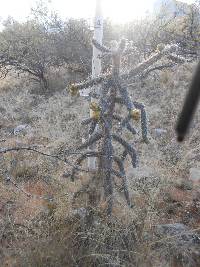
(91, 110), (101, 120)
(90, 102), (101, 112)
(130, 109), (140, 121)
(90, 102), (101, 120)
(69, 84), (79, 96)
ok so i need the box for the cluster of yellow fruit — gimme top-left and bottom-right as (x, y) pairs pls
(90, 102), (101, 120)
(130, 109), (140, 121)
(69, 84), (80, 96)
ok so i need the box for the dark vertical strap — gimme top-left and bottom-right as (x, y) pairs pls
(176, 61), (200, 141)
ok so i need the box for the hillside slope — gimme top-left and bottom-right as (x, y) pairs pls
(1, 62), (200, 266)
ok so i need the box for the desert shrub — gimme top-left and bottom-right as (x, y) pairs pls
(10, 162), (38, 183)
(0, 1), (92, 92)
(0, 0), (199, 93)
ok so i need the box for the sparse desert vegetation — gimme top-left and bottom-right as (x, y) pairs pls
(1, 1), (200, 266)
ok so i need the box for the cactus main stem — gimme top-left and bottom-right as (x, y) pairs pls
(99, 47), (120, 214)
(99, 84), (116, 215)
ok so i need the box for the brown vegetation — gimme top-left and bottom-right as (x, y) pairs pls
(1, 1), (200, 266)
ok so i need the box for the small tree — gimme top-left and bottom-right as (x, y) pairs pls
(68, 39), (181, 215)
(0, 18), (61, 89)
(0, 3), (92, 90)
(161, 2), (200, 56)
(31, 0), (93, 75)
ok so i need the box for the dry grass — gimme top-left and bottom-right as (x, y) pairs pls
(2, 192), (200, 267)
(1, 62), (200, 266)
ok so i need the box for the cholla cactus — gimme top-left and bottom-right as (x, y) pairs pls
(68, 39), (184, 215)
(67, 39), (149, 215)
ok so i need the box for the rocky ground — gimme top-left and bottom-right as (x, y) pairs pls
(1, 62), (200, 266)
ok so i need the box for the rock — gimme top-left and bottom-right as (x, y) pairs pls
(72, 207), (88, 219)
(165, 187), (193, 203)
(154, 128), (167, 137)
(13, 124), (31, 135)
(175, 179), (193, 190)
(189, 168), (200, 186)
(156, 223), (188, 235)
(127, 166), (157, 179)
(156, 223), (200, 246)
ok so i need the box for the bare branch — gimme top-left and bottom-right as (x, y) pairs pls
(5, 174), (53, 201)
(0, 146), (90, 173)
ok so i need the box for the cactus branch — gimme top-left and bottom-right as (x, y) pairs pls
(99, 79), (113, 113)
(121, 150), (128, 162)
(116, 81), (134, 111)
(117, 39), (127, 54)
(113, 156), (131, 207)
(121, 44), (178, 80)
(82, 118), (94, 126)
(115, 97), (148, 142)
(88, 120), (98, 135)
(68, 44), (180, 93)
(112, 134), (138, 168)
(133, 102), (148, 143)
(113, 114), (137, 135)
(92, 39), (111, 53)
(76, 132), (103, 151)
